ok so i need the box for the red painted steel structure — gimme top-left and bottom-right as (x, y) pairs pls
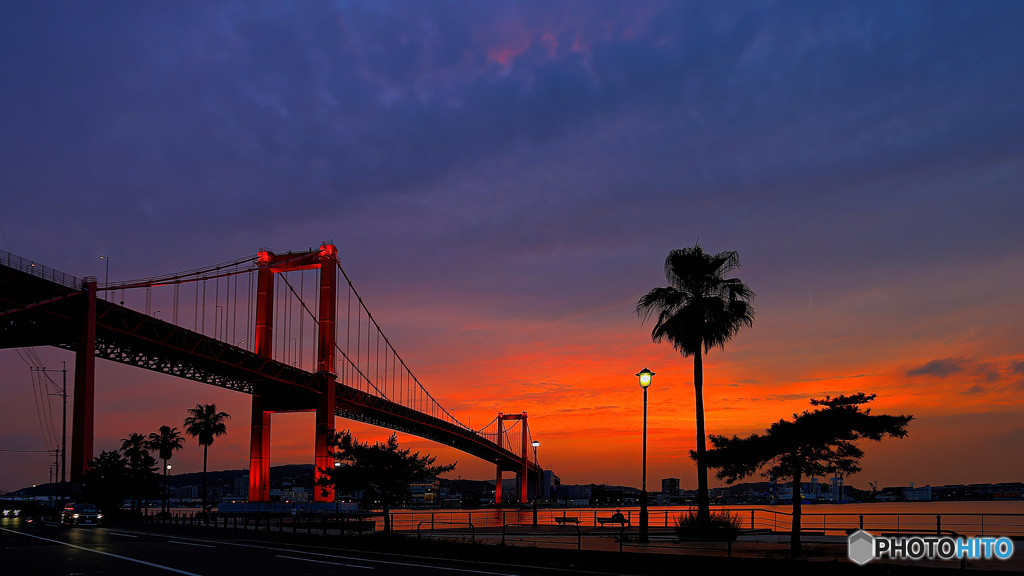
(70, 279), (96, 481)
(250, 244), (338, 503)
(494, 412), (530, 504)
(0, 248), (542, 495)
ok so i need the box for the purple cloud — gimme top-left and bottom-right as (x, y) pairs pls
(907, 358), (967, 379)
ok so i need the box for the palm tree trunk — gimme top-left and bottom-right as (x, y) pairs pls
(163, 458), (169, 514)
(693, 347), (710, 525)
(202, 443), (208, 518)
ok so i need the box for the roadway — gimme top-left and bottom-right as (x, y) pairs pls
(0, 518), (546, 576)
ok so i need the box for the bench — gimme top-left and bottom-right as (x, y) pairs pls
(597, 517), (629, 526)
(554, 517), (580, 525)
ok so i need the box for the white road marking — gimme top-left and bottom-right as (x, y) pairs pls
(277, 554), (374, 569)
(105, 530), (139, 537)
(0, 527), (202, 575)
(36, 527), (522, 575)
(251, 545), (519, 575)
(169, 540), (216, 548)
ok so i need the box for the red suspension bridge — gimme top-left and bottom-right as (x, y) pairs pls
(0, 245), (540, 504)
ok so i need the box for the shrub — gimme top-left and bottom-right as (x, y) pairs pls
(674, 509), (741, 541)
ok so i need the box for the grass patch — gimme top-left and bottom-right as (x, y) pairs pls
(675, 509), (741, 541)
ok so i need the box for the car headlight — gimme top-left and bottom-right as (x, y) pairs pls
(73, 514), (80, 518)
(97, 514), (103, 519)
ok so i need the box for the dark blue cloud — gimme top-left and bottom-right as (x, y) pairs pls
(1, 0), (1023, 313)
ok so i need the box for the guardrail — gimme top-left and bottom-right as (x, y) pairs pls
(417, 520), (475, 542)
(388, 507), (1024, 539)
(501, 523), (582, 550)
(142, 510), (376, 535)
(0, 249), (84, 290)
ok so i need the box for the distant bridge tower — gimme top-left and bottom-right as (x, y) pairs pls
(249, 244), (338, 503)
(494, 412), (529, 504)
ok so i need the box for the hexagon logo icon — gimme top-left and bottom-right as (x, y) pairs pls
(848, 529), (875, 565)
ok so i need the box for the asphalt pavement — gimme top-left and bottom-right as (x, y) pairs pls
(0, 518), (554, 576)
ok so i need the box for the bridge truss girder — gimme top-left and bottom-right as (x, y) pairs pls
(1, 253), (541, 500)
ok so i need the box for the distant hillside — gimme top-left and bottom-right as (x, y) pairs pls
(169, 464), (315, 487)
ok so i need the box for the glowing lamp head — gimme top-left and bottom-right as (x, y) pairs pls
(636, 367), (654, 389)
(532, 440), (540, 448)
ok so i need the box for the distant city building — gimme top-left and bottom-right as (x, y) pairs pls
(772, 477), (824, 503)
(661, 478), (680, 496)
(270, 486), (309, 503)
(175, 485), (199, 501)
(542, 470), (560, 499)
(554, 484), (592, 501)
(904, 484), (932, 501)
(410, 479), (440, 506)
(234, 475), (249, 499)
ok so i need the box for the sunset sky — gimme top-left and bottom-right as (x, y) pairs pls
(2, 1), (1023, 495)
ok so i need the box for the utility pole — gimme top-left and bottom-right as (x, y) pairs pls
(32, 362), (67, 510)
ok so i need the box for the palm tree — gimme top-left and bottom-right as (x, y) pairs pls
(148, 425), (185, 514)
(120, 433), (157, 515)
(183, 404), (230, 516)
(636, 245), (754, 525)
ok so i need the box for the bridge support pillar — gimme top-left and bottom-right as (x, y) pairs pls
(495, 414), (504, 504)
(493, 411), (531, 505)
(314, 374), (336, 502)
(313, 245), (337, 502)
(520, 413), (529, 504)
(248, 396), (271, 502)
(70, 279), (96, 482)
(249, 263), (275, 503)
(249, 244), (339, 503)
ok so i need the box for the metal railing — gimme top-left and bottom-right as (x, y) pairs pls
(386, 507), (1024, 538)
(0, 249), (84, 290)
(417, 520), (475, 542)
(502, 523), (581, 550)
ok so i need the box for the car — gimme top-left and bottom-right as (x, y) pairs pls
(61, 503), (102, 526)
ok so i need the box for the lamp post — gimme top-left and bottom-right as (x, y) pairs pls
(99, 256), (109, 301)
(637, 367), (654, 543)
(531, 440), (540, 527)
(165, 464), (172, 514)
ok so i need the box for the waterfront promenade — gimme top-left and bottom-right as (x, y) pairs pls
(135, 502), (1024, 572)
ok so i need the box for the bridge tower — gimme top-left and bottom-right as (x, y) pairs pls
(249, 244), (338, 503)
(69, 278), (97, 482)
(494, 412), (530, 504)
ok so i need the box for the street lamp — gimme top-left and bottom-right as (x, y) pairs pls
(165, 464), (172, 514)
(98, 256), (109, 301)
(531, 440), (541, 527)
(637, 367), (654, 543)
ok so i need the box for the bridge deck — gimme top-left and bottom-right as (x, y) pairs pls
(0, 255), (538, 475)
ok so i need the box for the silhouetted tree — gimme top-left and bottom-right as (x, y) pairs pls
(637, 244), (754, 525)
(183, 404), (230, 515)
(316, 431), (455, 533)
(79, 450), (129, 517)
(148, 425), (185, 514)
(120, 433), (158, 515)
(698, 393), (912, 556)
